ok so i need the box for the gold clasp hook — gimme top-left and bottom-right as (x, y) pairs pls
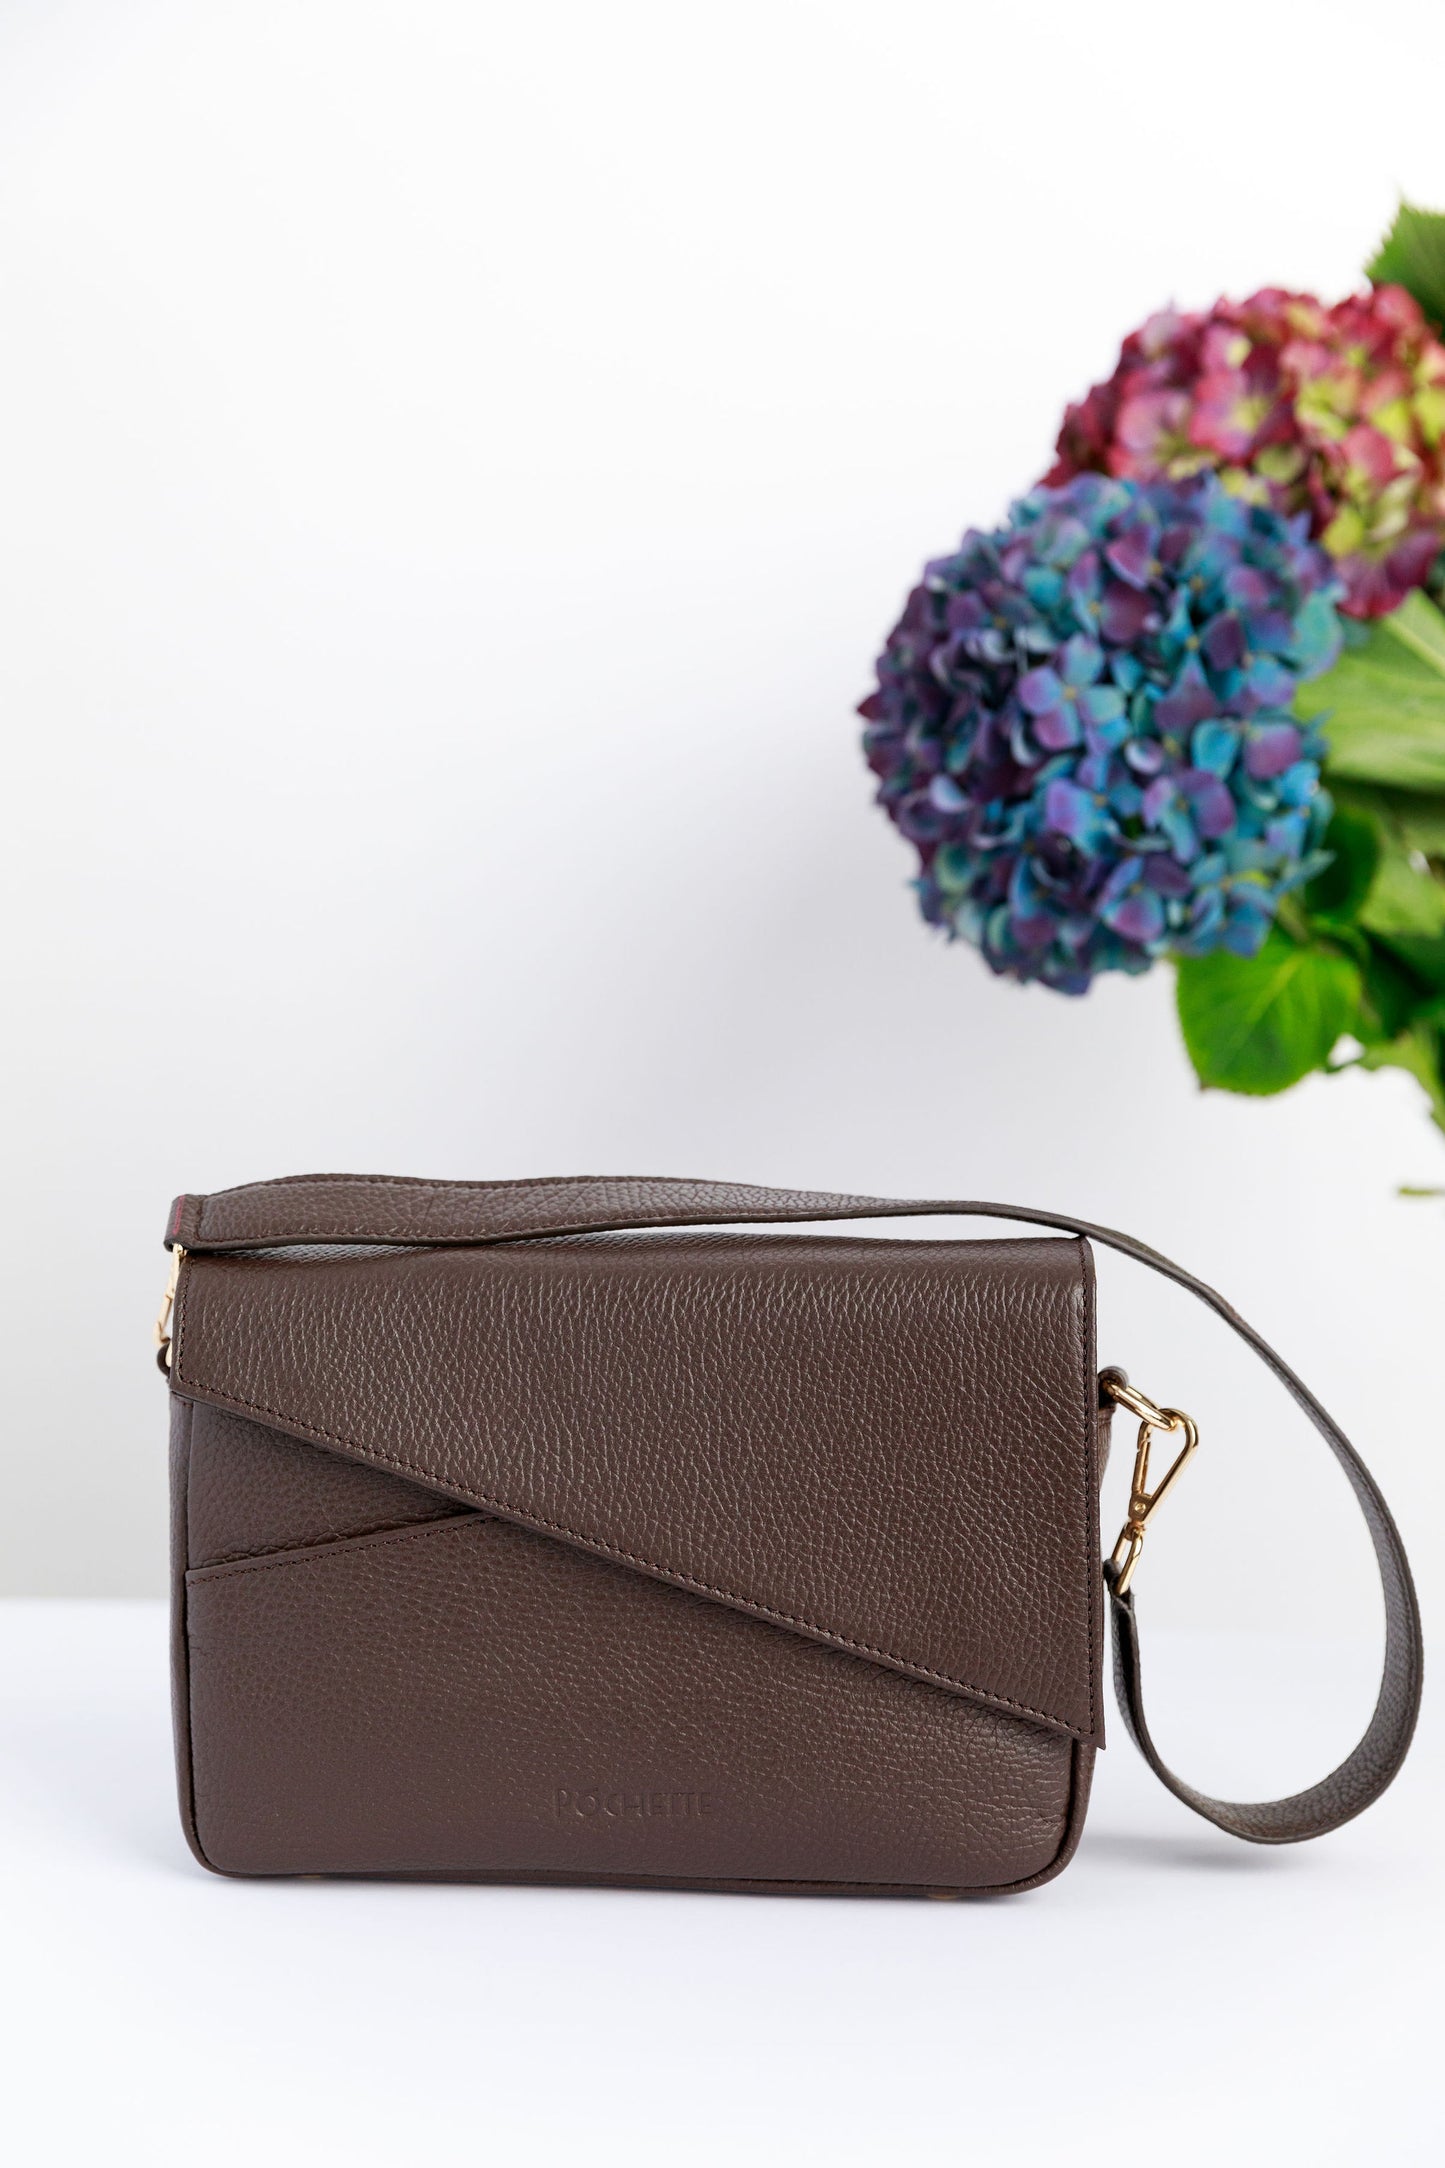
(1102, 1376), (1199, 1595)
(154, 1245), (185, 1371)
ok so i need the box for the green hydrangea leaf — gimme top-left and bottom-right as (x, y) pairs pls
(1394, 798), (1445, 857)
(1360, 844), (1445, 940)
(1330, 780), (1445, 858)
(1354, 834), (1445, 989)
(1360, 939), (1430, 1042)
(1175, 932), (1361, 1095)
(1367, 202), (1445, 333)
(1304, 805), (1381, 924)
(1298, 592), (1445, 791)
(1360, 932), (1438, 1040)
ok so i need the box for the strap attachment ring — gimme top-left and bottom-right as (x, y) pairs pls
(1103, 1376), (1199, 1596)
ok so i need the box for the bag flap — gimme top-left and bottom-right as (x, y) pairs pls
(172, 1231), (1102, 1741)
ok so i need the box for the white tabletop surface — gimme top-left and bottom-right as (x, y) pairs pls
(3, 1599), (1438, 2166)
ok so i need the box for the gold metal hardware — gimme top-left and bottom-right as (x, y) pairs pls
(1102, 1375), (1199, 1596)
(154, 1245), (186, 1371)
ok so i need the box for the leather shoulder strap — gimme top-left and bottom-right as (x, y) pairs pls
(167, 1173), (1423, 1843)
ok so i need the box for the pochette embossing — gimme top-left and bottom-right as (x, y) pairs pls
(554, 1788), (721, 1822)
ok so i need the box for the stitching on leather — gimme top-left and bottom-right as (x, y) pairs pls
(202, 1174), (807, 1197)
(172, 1333), (1087, 1737)
(181, 1501), (1079, 1732)
(189, 1177), (871, 1247)
(187, 1511), (492, 1582)
(193, 1175), (747, 1235)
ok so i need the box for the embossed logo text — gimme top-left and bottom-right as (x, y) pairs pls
(554, 1786), (720, 1822)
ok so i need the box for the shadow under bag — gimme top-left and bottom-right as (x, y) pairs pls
(158, 1174), (1422, 1895)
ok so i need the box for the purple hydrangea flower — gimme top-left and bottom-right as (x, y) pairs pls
(859, 475), (1343, 993)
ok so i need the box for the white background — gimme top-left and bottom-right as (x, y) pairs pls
(3, 0), (1444, 1641)
(2, 4), (1443, 2159)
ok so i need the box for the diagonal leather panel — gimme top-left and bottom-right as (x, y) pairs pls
(172, 1232), (1102, 1741)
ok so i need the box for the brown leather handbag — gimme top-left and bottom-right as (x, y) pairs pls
(158, 1174), (1422, 1895)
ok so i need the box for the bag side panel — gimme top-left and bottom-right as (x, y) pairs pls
(184, 1495), (1082, 1894)
(169, 1394), (206, 1869)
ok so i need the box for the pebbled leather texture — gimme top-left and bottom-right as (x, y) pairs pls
(172, 1233), (1103, 1742)
(182, 1508), (1091, 1889)
(165, 1172), (1423, 1880)
(185, 1400), (469, 1566)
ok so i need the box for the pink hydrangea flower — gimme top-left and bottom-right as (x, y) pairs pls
(1048, 285), (1445, 617)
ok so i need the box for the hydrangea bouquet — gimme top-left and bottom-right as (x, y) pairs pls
(862, 205), (1445, 1141)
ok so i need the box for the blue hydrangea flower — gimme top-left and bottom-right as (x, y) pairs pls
(859, 475), (1343, 993)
